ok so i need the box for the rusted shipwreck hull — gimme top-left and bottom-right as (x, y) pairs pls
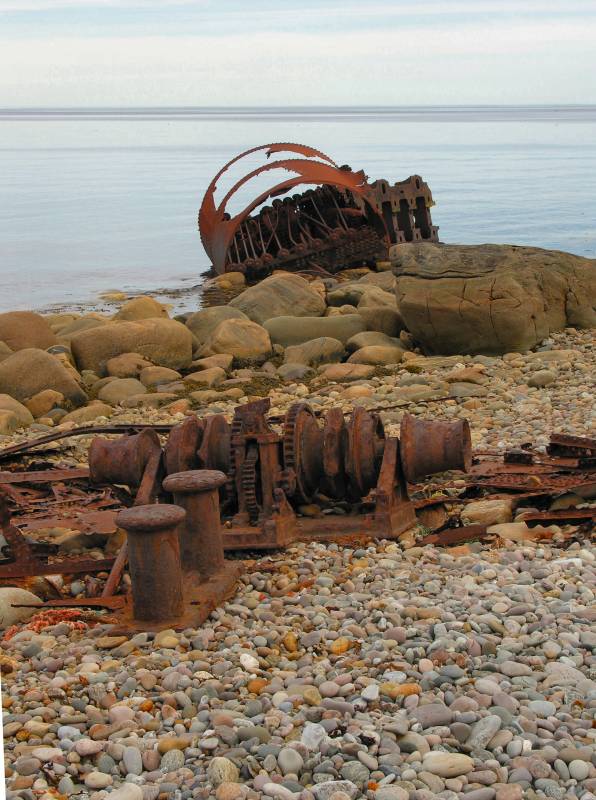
(198, 143), (439, 280)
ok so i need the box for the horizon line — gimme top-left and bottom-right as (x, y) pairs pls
(2, 103), (596, 111)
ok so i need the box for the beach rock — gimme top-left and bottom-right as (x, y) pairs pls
(60, 402), (113, 424)
(284, 337), (344, 366)
(185, 307), (249, 346)
(422, 752), (475, 777)
(139, 366), (182, 387)
(347, 344), (404, 365)
(201, 318), (272, 360)
(357, 285), (398, 309)
(462, 499), (513, 526)
(192, 354), (233, 371)
(106, 353), (154, 378)
(312, 781), (359, 800)
(357, 305), (406, 336)
(527, 369), (556, 387)
(24, 389), (64, 418)
(207, 756), (240, 786)
(277, 363), (315, 381)
(0, 311), (57, 351)
(0, 341), (13, 363)
(113, 295), (169, 321)
(0, 394), (34, 427)
(321, 363), (376, 381)
(57, 316), (109, 341)
(0, 410), (19, 434)
(0, 348), (87, 406)
(185, 367), (226, 387)
(230, 272), (326, 324)
(109, 786), (143, 800)
(70, 318), (193, 375)
(346, 331), (403, 352)
(265, 314), (366, 346)
(0, 587), (41, 629)
(393, 242), (596, 354)
(98, 378), (147, 405)
(449, 381), (489, 398)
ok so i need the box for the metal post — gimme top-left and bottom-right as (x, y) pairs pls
(116, 504), (185, 622)
(162, 470), (227, 576)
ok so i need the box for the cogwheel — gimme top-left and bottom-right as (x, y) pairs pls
(283, 403), (323, 504)
(241, 443), (260, 524)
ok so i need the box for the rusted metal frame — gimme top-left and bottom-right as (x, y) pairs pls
(199, 144), (378, 274)
(0, 468), (90, 484)
(0, 423), (173, 461)
(0, 488), (115, 578)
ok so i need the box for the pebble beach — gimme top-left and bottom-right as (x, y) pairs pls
(1, 245), (595, 800)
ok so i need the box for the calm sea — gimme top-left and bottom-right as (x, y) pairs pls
(1, 106), (595, 314)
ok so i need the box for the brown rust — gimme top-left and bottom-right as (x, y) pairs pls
(399, 414), (472, 482)
(198, 143), (438, 279)
(162, 470), (227, 576)
(116, 504), (185, 623)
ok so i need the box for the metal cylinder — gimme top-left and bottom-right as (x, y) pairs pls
(399, 414), (472, 482)
(89, 429), (162, 488)
(162, 470), (227, 576)
(116, 504), (185, 622)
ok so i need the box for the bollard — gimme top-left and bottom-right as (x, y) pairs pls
(162, 470), (227, 576)
(116, 504), (185, 622)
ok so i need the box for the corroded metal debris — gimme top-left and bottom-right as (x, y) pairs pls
(1, 413), (593, 631)
(199, 143), (438, 279)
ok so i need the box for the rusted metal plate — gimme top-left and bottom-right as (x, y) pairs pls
(0, 468), (90, 484)
(419, 524), (490, 547)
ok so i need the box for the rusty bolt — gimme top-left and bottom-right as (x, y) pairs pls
(162, 470), (227, 576)
(116, 504), (185, 622)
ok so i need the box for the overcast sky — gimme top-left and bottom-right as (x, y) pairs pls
(1, 0), (595, 107)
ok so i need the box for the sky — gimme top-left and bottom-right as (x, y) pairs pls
(1, 0), (595, 107)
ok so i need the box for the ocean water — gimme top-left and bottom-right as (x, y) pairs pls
(1, 106), (595, 314)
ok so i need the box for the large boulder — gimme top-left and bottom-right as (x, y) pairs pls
(284, 338), (344, 367)
(113, 296), (169, 321)
(0, 349), (87, 407)
(70, 319), (193, 376)
(0, 311), (57, 351)
(57, 316), (109, 342)
(265, 315), (366, 347)
(98, 378), (147, 405)
(347, 344), (404, 365)
(0, 394), (34, 427)
(0, 342), (13, 364)
(393, 243), (596, 355)
(185, 307), (249, 346)
(201, 318), (272, 360)
(357, 306), (406, 336)
(230, 273), (326, 324)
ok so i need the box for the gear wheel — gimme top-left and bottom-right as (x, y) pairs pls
(240, 443), (260, 524)
(283, 403), (324, 504)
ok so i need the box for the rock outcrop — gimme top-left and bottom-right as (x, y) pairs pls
(393, 243), (596, 355)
